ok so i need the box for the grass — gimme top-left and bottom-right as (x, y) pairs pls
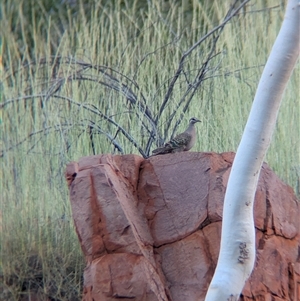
(1, 0), (299, 300)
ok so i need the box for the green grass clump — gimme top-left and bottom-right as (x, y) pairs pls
(1, 0), (299, 300)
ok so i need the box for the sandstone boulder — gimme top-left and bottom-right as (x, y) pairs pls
(65, 152), (299, 301)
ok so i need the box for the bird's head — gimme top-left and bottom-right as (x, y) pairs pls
(189, 117), (201, 124)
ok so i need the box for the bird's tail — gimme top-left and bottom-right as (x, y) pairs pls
(151, 143), (173, 156)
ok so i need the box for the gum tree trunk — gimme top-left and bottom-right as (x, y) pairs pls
(204, 0), (300, 299)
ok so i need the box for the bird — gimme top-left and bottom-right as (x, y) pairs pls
(151, 117), (201, 156)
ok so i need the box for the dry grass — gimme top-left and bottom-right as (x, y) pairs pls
(0, 0), (299, 300)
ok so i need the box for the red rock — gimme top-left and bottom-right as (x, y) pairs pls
(138, 152), (210, 246)
(83, 254), (163, 301)
(66, 152), (300, 301)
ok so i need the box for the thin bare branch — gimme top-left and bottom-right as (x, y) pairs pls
(156, 0), (250, 123)
(145, 0), (250, 153)
(51, 95), (147, 158)
(79, 119), (124, 154)
(1, 93), (147, 157)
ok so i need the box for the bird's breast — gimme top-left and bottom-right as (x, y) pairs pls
(185, 128), (196, 150)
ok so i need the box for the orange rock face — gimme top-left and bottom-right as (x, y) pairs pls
(65, 152), (300, 301)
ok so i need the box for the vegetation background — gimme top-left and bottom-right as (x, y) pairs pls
(0, 0), (299, 300)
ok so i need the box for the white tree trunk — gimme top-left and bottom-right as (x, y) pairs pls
(205, 0), (299, 300)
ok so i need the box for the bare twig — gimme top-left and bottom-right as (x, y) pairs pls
(51, 95), (147, 157)
(3, 55), (157, 140)
(80, 119), (124, 154)
(145, 0), (251, 153)
(0, 118), (125, 157)
(2, 1), (253, 158)
(158, 0), (250, 121)
(1, 93), (146, 157)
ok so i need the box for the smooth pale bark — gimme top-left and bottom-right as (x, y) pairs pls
(205, 0), (299, 300)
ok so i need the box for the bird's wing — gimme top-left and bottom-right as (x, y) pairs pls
(168, 132), (192, 149)
(152, 132), (192, 155)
